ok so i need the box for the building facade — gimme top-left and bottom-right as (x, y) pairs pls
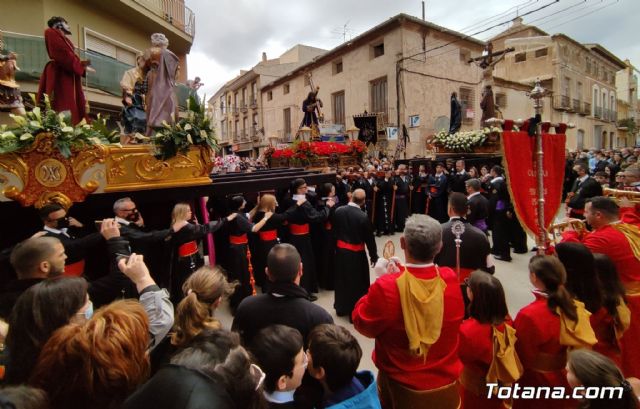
(208, 45), (326, 156)
(1, 0), (194, 122)
(260, 14), (486, 158)
(615, 59), (639, 146)
(490, 18), (628, 150)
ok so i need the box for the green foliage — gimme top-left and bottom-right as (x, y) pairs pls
(0, 94), (114, 158)
(618, 118), (637, 134)
(151, 94), (219, 160)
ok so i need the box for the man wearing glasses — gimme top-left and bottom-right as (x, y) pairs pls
(113, 197), (171, 283)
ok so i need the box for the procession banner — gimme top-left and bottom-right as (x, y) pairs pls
(501, 131), (566, 238)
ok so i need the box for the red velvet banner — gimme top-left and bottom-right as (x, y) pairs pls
(502, 131), (566, 238)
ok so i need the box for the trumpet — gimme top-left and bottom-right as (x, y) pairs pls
(603, 188), (640, 204)
(549, 219), (587, 243)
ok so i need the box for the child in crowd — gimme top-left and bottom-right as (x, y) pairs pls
(307, 324), (380, 409)
(458, 271), (522, 409)
(567, 349), (638, 409)
(250, 325), (307, 408)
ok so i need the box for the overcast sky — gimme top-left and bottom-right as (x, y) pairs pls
(185, 0), (638, 98)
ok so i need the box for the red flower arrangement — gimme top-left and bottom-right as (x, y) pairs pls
(267, 141), (362, 160)
(348, 140), (366, 154)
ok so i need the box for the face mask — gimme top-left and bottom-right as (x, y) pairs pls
(56, 217), (70, 229)
(83, 301), (94, 320)
(126, 210), (140, 222)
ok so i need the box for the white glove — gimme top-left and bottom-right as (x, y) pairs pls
(374, 256), (402, 278)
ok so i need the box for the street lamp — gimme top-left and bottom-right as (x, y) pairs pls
(346, 125), (360, 141)
(299, 126), (312, 142)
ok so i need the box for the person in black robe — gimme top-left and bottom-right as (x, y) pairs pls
(411, 165), (429, 214)
(332, 189), (378, 319)
(427, 163), (449, 223)
(373, 170), (394, 236)
(225, 195), (270, 310)
(449, 92), (462, 134)
(393, 164), (411, 231)
(465, 178), (490, 234)
(448, 159), (470, 194)
(354, 170), (376, 219)
(249, 194), (286, 291)
(312, 183), (337, 291)
(488, 166), (509, 260)
(167, 202), (236, 303)
(283, 178), (332, 300)
(335, 171), (351, 208)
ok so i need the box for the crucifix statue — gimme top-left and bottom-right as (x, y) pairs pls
(469, 42), (514, 125)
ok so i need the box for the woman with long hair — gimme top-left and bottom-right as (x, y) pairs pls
(556, 243), (630, 368)
(592, 253), (631, 369)
(459, 271), (522, 409)
(151, 266), (235, 373)
(169, 202), (237, 303)
(249, 194), (286, 290)
(567, 349), (638, 409)
(513, 255), (597, 409)
(227, 195), (271, 310)
(30, 300), (150, 409)
(4, 277), (89, 385)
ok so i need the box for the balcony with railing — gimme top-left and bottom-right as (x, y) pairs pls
(581, 102), (591, 116)
(572, 99), (580, 112)
(3, 31), (191, 109)
(555, 95), (571, 111)
(131, 0), (195, 37)
(594, 106), (603, 118)
(250, 97), (257, 109)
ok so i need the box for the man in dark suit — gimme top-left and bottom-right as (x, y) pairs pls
(232, 243), (333, 346)
(40, 203), (106, 276)
(567, 161), (603, 219)
(332, 188), (378, 319)
(465, 178), (489, 234)
(435, 192), (493, 278)
(113, 197), (171, 285)
(435, 192), (493, 313)
(448, 159), (470, 194)
(488, 165), (522, 261)
(353, 169), (375, 219)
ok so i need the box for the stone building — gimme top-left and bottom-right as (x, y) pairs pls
(489, 18), (628, 150)
(259, 14), (486, 158)
(615, 59), (639, 146)
(1, 0), (194, 121)
(208, 45), (326, 156)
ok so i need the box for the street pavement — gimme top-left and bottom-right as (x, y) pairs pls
(215, 232), (538, 374)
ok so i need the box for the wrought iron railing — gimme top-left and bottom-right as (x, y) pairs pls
(131, 0), (195, 37)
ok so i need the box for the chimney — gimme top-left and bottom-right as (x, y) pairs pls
(262, 52), (267, 62)
(512, 17), (523, 27)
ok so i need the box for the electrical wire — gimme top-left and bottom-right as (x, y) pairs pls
(540, 0), (619, 31)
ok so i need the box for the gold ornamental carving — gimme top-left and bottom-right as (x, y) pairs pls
(34, 158), (67, 187)
(104, 145), (214, 192)
(0, 133), (107, 208)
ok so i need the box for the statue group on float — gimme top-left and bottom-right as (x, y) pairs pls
(1, 16), (203, 144)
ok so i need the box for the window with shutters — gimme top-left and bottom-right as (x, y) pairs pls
(495, 93), (507, 109)
(267, 91), (273, 101)
(333, 60), (343, 75)
(515, 52), (526, 63)
(84, 31), (138, 65)
(283, 83), (290, 94)
(371, 42), (385, 59)
(332, 91), (345, 126)
(283, 108), (292, 139)
(370, 77), (387, 120)
(459, 87), (475, 125)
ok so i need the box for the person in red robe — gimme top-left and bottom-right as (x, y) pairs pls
(37, 17), (92, 125)
(562, 196), (640, 378)
(352, 214), (464, 408)
(459, 271), (522, 409)
(513, 256), (596, 409)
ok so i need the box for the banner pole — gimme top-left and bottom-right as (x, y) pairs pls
(529, 79), (550, 255)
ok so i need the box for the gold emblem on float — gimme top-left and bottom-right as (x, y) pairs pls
(35, 158), (67, 187)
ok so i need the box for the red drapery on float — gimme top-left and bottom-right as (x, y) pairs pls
(501, 129), (566, 238)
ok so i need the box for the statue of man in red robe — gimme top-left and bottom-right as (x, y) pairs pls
(37, 16), (95, 124)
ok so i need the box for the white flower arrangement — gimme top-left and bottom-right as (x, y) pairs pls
(434, 127), (501, 152)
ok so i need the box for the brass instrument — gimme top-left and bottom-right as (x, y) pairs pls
(603, 188), (640, 204)
(548, 219), (587, 244)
